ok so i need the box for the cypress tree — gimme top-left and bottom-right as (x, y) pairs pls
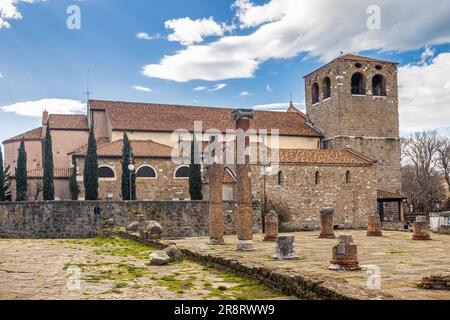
(15, 140), (28, 201)
(189, 136), (203, 200)
(83, 130), (98, 200)
(43, 123), (55, 200)
(121, 132), (136, 200)
(0, 148), (5, 201)
(69, 158), (80, 200)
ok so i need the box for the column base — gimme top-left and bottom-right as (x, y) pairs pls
(367, 231), (383, 237)
(412, 234), (432, 240)
(208, 239), (225, 246)
(263, 235), (277, 242)
(273, 254), (299, 260)
(236, 240), (256, 251)
(329, 260), (360, 271)
(319, 233), (336, 239)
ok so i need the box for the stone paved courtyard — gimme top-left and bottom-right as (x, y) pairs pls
(168, 231), (450, 300)
(0, 237), (295, 300)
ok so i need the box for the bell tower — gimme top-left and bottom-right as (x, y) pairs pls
(304, 54), (402, 193)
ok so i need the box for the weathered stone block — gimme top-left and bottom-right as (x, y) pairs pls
(319, 207), (335, 239)
(273, 235), (298, 260)
(264, 210), (279, 242)
(329, 235), (360, 271)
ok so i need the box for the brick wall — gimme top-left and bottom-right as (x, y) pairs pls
(0, 200), (262, 239)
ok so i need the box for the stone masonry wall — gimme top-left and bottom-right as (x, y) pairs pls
(304, 57), (402, 193)
(0, 201), (262, 239)
(252, 164), (377, 231)
(75, 157), (190, 201)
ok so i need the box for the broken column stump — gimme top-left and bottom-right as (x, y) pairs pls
(412, 216), (432, 241)
(367, 214), (383, 237)
(418, 274), (450, 290)
(319, 207), (335, 239)
(273, 235), (298, 260)
(264, 210), (279, 242)
(329, 235), (360, 271)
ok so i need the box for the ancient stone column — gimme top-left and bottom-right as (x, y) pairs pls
(319, 207), (335, 239)
(208, 163), (225, 245)
(367, 214), (383, 237)
(329, 235), (360, 271)
(264, 210), (278, 242)
(232, 109), (255, 251)
(273, 235), (298, 260)
(412, 216), (431, 240)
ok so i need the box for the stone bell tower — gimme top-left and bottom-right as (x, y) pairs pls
(304, 54), (402, 193)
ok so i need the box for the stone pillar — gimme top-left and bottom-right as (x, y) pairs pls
(232, 109), (255, 251)
(329, 235), (360, 271)
(264, 210), (278, 242)
(319, 207), (335, 239)
(412, 216), (431, 240)
(273, 235), (298, 260)
(208, 163), (225, 245)
(367, 214), (383, 237)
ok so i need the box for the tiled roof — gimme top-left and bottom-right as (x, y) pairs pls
(377, 190), (407, 200)
(338, 54), (399, 65)
(88, 100), (320, 137)
(3, 127), (42, 144)
(71, 139), (175, 158)
(48, 114), (89, 130)
(277, 148), (375, 165)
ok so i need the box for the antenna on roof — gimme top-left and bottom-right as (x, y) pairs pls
(83, 69), (93, 102)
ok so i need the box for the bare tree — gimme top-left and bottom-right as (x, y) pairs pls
(401, 131), (446, 213)
(34, 179), (44, 201)
(438, 136), (450, 191)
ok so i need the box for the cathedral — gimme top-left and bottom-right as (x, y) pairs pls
(2, 54), (406, 230)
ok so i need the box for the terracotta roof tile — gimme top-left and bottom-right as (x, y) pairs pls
(48, 114), (88, 130)
(71, 139), (175, 158)
(88, 100), (321, 137)
(3, 127), (42, 144)
(338, 54), (399, 65)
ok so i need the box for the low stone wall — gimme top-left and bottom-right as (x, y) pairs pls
(0, 201), (262, 239)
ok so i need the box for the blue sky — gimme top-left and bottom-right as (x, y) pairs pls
(1, 0), (450, 146)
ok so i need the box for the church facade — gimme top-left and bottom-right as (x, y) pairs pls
(2, 54), (405, 230)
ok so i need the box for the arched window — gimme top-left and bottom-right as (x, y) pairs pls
(351, 73), (365, 95)
(322, 77), (331, 99)
(372, 74), (386, 96)
(98, 166), (116, 180)
(174, 165), (190, 179)
(346, 171), (351, 184)
(136, 165), (157, 179)
(312, 82), (320, 104)
(277, 171), (284, 186)
(315, 171), (320, 185)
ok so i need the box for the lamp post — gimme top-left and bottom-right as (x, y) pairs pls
(128, 162), (135, 201)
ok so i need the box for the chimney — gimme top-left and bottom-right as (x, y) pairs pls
(42, 110), (49, 137)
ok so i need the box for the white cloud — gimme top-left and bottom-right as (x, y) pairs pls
(193, 86), (207, 91)
(0, 0), (46, 29)
(0, 72), (3, 78)
(136, 32), (161, 41)
(208, 83), (226, 92)
(399, 51), (450, 134)
(237, 91), (251, 98)
(1, 98), (85, 117)
(132, 85), (152, 92)
(165, 16), (225, 46)
(265, 84), (272, 93)
(143, 0), (450, 82)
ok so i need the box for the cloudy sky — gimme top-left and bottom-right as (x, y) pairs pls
(1, 0), (450, 145)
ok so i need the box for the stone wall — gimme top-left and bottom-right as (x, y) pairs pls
(75, 157), (191, 201)
(304, 57), (402, 193)
(251, 164), (377, 231)
(0, 200), (262, 239)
